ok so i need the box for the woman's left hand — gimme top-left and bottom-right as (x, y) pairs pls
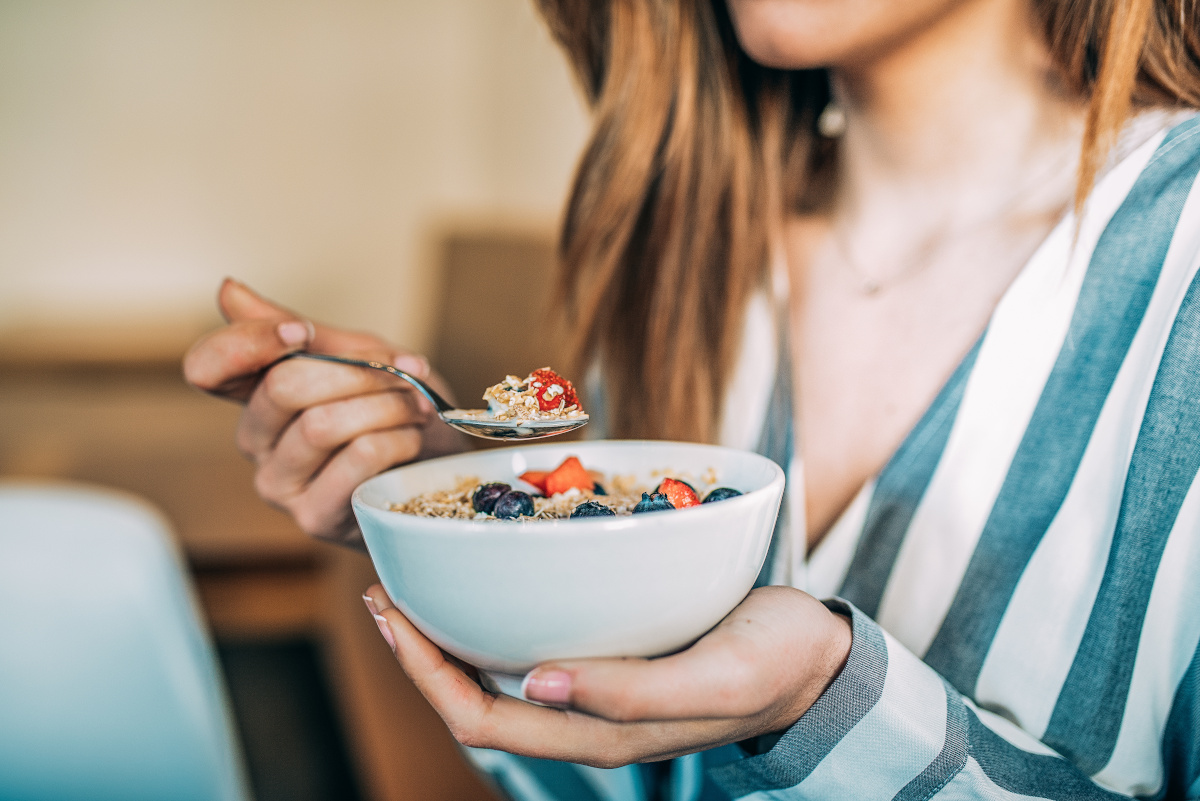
(362, 584), (852, 768)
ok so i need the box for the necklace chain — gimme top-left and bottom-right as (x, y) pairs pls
(828, 147), (1077, 296)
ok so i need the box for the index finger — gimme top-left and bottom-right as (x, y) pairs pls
(218, 278), (391, 355)
(183, 317), (313, 401)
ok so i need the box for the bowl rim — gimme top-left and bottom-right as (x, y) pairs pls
(351, 438), (786, 537)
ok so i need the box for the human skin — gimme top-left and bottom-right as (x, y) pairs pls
(185, 0), (1088, 765)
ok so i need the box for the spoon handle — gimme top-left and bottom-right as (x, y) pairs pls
(281, 351), (456, 414)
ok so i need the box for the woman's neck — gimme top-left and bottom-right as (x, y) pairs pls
(830, 0), (1086, 228)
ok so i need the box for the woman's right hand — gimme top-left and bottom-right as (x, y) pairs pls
(183, 278), (464, 547)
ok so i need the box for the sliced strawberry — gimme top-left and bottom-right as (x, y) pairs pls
(518, 470), (549, 494)
(545, 456), (594, 496)
(657, 478), (700, 508)
(530, 368), (580, 412)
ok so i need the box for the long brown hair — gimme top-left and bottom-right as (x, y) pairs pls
(538, 0), (1200, 442)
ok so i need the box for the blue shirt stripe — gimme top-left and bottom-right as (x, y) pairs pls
(502, 755), (610, 801)
(965, 709), (1127, 800)
(754, 325), (795, 588)
(1149, 641), (1200, 801)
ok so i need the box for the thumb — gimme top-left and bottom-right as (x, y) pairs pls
(218, 278), (297, 323)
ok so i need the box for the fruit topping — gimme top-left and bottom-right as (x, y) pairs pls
(570, 501), (616, 518)
(544, 456), (594, 496)
(530, 368), (579, 412)
(471, 482), (511, 514)
(702, 487), (743, 503)
(492, 490), (535, 519)
(632, 491), (675, 514)
(480, 368), (586, 421)
(518, 470), (549, 494)
(657, 478), (700, 508)
(592, 482), (607, 496)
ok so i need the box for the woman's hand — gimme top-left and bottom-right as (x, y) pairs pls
(362, 584), (852, 767)
(183, 278), (465, 546)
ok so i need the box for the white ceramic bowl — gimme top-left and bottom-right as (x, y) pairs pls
(352, 440), (785, 694)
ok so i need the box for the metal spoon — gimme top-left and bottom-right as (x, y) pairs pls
(282, 352), (588, 440)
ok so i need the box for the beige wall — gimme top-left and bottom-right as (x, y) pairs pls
(0, 0), (588, 354)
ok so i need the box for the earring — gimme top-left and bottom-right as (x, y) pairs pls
(817, 102), (846, 138)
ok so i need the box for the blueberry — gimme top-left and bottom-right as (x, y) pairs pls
(492, 490), (535, 519)
(570, 501), (616, 518)
(472, 482), (511, 514)
(592, 483), (607, 496)
(632, 491), (675, 514)
(702, 487), (743, 503)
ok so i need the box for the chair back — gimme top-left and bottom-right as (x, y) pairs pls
(0, 481), (250, 801)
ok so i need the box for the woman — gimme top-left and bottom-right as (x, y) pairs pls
(185, 0), (1200, 798)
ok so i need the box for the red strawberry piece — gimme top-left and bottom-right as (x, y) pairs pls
(544, 456), (594, 496)
(530, 368), (579, 412)
(657, 478), (700, 508)
(519, 470), (549, 494)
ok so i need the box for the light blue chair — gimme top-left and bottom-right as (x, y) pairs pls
(0, 481), (251, 801)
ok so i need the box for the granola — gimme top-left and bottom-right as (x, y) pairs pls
(388, 475), (647, 520)
(386, 456), (743, 521)
(480, 368), (586, 421)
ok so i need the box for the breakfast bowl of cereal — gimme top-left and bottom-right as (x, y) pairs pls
(351, 440), (785, 696)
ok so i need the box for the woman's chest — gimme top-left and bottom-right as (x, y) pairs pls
(786, 216), (1054, 545)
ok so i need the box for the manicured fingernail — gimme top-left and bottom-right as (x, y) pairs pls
(277, 320), (311, 347)
(393, 353), (429, 378)
(521, 669), (572, 704)
(373, 614), (396, 650)
(362, 594), (379, 616)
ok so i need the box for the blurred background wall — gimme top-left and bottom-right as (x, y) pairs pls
(0, 0), (587, 354)
(0, 2), (588, 800)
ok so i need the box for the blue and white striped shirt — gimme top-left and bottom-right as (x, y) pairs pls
(468, 111), (1200, 801)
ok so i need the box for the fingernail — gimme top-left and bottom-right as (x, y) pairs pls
(362, 594), (379, 616)
(521, 669), (572, 705)
(277, 320), (311, 347)
(373, 614), (396, 650)
(393, 353), (429, 378)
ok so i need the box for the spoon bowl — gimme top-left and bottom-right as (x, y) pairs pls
(282, 352), (588, 440)
(440, 414), (589, 440)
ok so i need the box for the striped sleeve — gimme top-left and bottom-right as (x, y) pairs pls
(708, 601), (1142, 801)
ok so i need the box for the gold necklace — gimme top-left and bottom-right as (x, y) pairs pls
(830, 226), (944, 296)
